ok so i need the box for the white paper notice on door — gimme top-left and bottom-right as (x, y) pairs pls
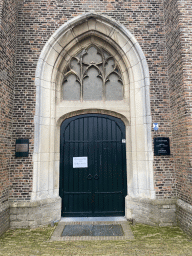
(73, 157), (88, 168)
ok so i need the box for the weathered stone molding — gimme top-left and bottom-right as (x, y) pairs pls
(125, 196), (177, 226)
(0, 201), (9, 212)
(126, 196), (177, 206)
(177, 199), (192, 215)
(9, 196), (60, 208)
(9, 197), (61, 229)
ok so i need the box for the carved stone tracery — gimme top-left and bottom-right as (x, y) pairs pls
(63, 45), (123, 101)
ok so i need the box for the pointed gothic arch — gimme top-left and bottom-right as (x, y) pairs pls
(33, 13), (154, 220)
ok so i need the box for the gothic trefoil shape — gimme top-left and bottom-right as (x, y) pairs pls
(63, 45), (123, 101)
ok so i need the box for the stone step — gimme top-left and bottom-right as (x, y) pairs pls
(50, 220), (134, 241)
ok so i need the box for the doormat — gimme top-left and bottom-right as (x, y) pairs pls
(61, 224), (124, 236)
(50, 221), (134, 241)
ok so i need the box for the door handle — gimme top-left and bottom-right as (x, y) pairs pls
(94, 174), (99, 180)
(87, 174), (93, 180)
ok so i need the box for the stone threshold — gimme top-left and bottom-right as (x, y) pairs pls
(50, 221), (134, 241)
(60, 216), (127, 222)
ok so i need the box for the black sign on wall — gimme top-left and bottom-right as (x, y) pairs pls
(154, 137), (170, 156)
(15, 139), (29, 157)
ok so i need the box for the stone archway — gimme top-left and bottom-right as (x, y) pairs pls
(32, 13), (154, 221)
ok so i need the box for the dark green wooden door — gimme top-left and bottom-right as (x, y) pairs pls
(60, 114), (127, 217)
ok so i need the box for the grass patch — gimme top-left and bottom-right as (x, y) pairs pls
(131, 223), (190, 240)
(0, 223), (191, 255)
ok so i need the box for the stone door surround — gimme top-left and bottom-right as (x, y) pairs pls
(32, 12), (154, 222)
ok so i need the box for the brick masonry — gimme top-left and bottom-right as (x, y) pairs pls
(12, 0), (175, 200)
(0, 207), (10, 237)
(163, 0), (192, 235)
(0, 0), (192, 236)
(0, 0), (18, 236)
(177, 199), (192, 236)
(164, 0), (192, 207)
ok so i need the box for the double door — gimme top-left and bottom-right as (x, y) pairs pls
(60, 114), (127, 217)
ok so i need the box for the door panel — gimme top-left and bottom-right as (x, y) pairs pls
(60, 114), (127, 217)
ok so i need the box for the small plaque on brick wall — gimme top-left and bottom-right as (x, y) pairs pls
(15, 139), (29, 157)
(154, 137), (170, 156)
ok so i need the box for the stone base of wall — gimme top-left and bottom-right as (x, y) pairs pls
(125, 196), (177, 226)
(0, 202), (10, 236)
(177, 199), (192, 236)
(9, 197), (61, 229)
(9, 195), (192, 234)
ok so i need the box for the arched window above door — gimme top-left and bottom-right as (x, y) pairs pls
(62, 45), (123, 101)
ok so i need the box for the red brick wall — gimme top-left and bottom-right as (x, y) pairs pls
(177, 0), (192, 205)
(10, 0), (176, 200)
(0, 0), (18, 235)
(163, 0), (192, 235)
(164, 0), (192, 205)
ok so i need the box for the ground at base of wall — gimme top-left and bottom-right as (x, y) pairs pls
(0, 223), (191, 255)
